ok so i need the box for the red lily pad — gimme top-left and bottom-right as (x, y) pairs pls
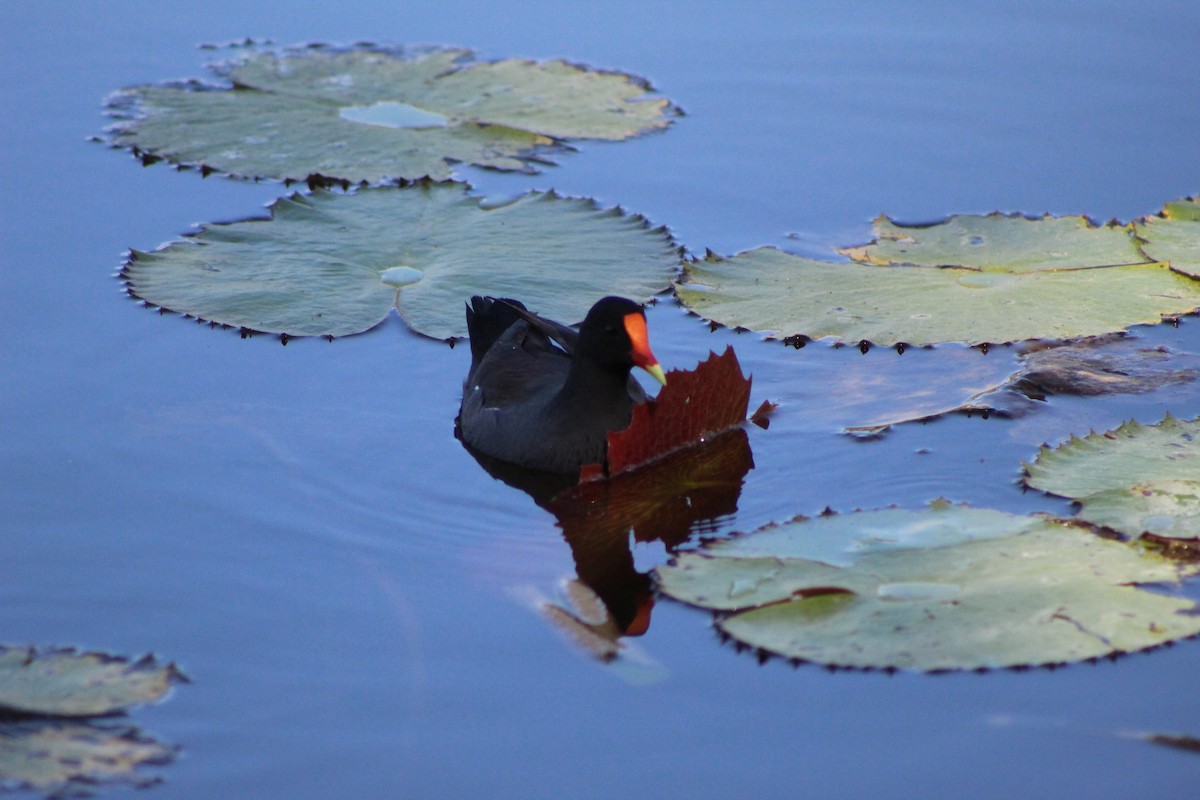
(581, 346), (755, 481)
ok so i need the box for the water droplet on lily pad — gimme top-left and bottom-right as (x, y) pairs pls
(340, 101), (449, 129)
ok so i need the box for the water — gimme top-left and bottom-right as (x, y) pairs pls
(3, 1), (1200, 797)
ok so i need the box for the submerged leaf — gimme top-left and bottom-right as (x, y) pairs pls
(1007, 338), (1200, 398)
(675, 248), (1200, 346)
(1025, 415), (1200, 543)
(961, 337), (1200, 420)
(0, 721), (175, 795)
(656, 505), (1200, 670)
(0, 646), (182, 717)
(123, 182), (680, 339)
(106, 44), (676, 181)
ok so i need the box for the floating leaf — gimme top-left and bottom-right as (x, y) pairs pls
(840, 213), (1144, 272)
(656, 505), (1200, 671)
(0, 721), (175, 796)
(827, 346), (1022, 435)
(1076, 481), (1200, 542)
(1136, 196), (1200, 279)
(123, 182), (680, 339)
(675, 248), (1200, 346)
(0, 646), (182, 718)
(106, 44), (676, 182)
(581, 347), (753, 479)
(1025, 415), (1200, 543)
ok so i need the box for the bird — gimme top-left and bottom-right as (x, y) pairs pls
(457, 295), (667, 475)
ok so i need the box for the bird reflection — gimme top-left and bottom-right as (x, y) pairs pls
(459, 427), (754, 649)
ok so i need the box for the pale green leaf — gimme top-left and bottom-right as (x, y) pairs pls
(840, 213), (1145, 272)
(1077, 481), (1200, 540)
(106, 45), (676, 181)
(1024, 415), (1200, 498)
(656, 505), (1200, 671)
(675, 248), (1200, 346)
(123, 182), (680, 339)
(1137, 197), (1200, 279)
(0, 646), (182, 717)
(1025, 415), (1200, 542)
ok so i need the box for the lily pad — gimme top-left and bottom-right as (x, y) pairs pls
(0, 721), (175, 796)
(0, 646), (182, 718)
(1075, 481), (1200, 542)
(840, 213), (1145, 272)
(655, 505), (1200, 671)
(105, 44), (676, 182)
(1137, 196), (1200, 279)
(1024, 415), (1200, 543)
(675, 248), (1200, 346)
(581, 347), (753, 480)
(123, 182), (681, 339)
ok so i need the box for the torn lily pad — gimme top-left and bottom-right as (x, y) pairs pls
(1025, 415), (1200, 544)
(0, 721), (175, 796)
(655, 505), (1200, 671)
(105, 44), (677, 182)
(1136, 196), (1200, 279)
(123, 181), (681, 339)
(675, 247), (1200, 346)
(0, 646), (182, 717)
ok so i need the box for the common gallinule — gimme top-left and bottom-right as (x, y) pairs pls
(458, 296), (667, 475)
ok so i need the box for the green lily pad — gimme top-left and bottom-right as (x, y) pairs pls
(1137, 196), (1200, 279)
(0, 646), (183, 717)
(655, 505), (1200, 671)
(105, 44), (676, 182)
(1158, 196), (1200, 222)
(1076, 481), (1200, 541)
(840, 213), (1145, 272)
(0, 721), (175, 795)
(675, 248), (1200, 346)
(123, 182), (681, 339)
(1025, 415), (1200, 543)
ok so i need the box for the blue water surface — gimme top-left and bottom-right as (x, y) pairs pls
(3, 2), (1200, 797)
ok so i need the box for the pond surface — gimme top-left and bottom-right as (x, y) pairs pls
(4, 1), (1200, 797)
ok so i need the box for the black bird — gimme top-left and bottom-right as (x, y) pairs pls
(458, 296), (667, 475)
